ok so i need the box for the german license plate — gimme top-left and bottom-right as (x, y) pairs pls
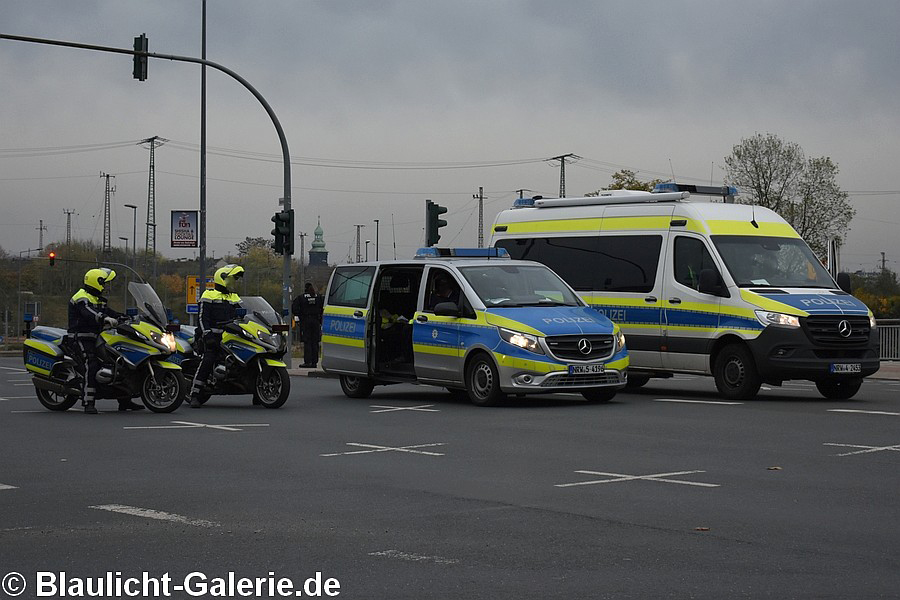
(830, 363), (861, 374)
(569, 364), (605, 374)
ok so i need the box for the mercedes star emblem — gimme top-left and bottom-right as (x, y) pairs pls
(577, 338), (592, 354)
(837, 320), (852, 338)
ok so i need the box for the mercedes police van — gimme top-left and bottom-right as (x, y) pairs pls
(490, 186), (879, 400)
(320, 248), (629, 406)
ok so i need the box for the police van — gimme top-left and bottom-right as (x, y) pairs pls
(320, 248), (629, 406)
(490, 186), (880, 400)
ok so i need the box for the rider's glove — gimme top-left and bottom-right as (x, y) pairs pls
(104, 316), (119, 328)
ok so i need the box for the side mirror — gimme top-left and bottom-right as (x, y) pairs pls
(698, 269), (729, 297)
(433, 301), (461, 317)
(836, 272), (852, 294)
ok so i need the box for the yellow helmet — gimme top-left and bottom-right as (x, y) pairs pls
(214, 264), (244, 292)
(84, 267), (116, 293)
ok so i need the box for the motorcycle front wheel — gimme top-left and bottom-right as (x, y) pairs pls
(253, 366), (289, 408)
(140, 369), (186, 413)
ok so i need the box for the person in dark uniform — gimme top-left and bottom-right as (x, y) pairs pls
(189, 264), (244, 408)
(68, 267), (141, 413)
(297, 282), (323, 368)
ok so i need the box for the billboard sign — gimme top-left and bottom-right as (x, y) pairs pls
(171, 210), (199, 248)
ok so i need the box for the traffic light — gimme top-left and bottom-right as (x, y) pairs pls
(425, 199), (448, 247)
(133, 33), (148, 81)
(271, 209), (294, 255)
(48, 251), (56, 267)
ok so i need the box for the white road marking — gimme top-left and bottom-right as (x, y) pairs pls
(10, 410), (47, 414)
(6, 379), (31, 383)
(824, 442), (900, 457)
(556, 469), (720, 488)
(368, 550), (459, 565)
(654, 399), (743, 405)
(370, 404), (439, 413)
(0, 366), (27, 372)
(13, 383), (33, 386)
(321, 442), (446, 457)
(90, 504), (220, 527)
(828, 409), (900, 417)
(123, 421), (270, 432)
(0, 483), (18, 491)
(0, 396), (37, 399)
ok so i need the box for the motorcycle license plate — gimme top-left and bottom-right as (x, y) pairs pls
(569, 364), (605, 375)
(830, 363), (861, 374)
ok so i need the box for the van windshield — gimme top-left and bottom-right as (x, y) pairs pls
(458, 264), (582, 307)
(712, 235), (836, 288)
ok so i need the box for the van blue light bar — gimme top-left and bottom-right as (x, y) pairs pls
(415, 247), (510, 259)
(654, 182), (738, 199)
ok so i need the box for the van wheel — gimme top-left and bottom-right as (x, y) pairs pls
(340, 375), (374, 399)
(713, 344), (761, 400)
(581, 388), (617, 403)
(465, 354), (505, 407)
(626, 373), (650, 388)
(816, 379), (862, 400)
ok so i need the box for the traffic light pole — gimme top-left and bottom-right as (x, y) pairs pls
(1, 32), (295, 367)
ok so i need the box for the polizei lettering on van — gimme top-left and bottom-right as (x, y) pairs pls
(542, 316), (597, 324)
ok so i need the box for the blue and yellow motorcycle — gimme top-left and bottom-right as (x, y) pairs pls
(175, 296), (290, 408)
(23, 282), (186, 413)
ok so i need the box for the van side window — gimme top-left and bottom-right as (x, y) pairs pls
(674, 236), (717, 291)
(496, 235), (662, 293)
(327, 266), (375, 308)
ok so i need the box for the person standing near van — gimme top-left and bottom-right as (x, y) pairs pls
(298, 282), (323, 368)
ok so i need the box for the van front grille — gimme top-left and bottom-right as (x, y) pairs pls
(803, 316), (870, 345)
(545, 335), (615, 361)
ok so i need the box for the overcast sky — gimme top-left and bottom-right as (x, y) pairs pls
(2, 1), (899, 271)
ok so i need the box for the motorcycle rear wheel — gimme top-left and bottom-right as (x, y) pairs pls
(140, 369), (186, 413)
(35, 386), (79, 411)
(253, 366), (289, 408)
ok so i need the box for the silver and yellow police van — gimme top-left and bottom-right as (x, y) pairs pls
(320, 248), (629, 406)
(490, 186), (879, 400)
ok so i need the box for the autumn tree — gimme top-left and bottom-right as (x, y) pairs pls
(724, 133), (854, 257)
(235, 236), (271, 257)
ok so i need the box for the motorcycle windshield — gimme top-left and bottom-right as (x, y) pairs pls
(128, 282), (168, 329)
(241, 296), (281, 329)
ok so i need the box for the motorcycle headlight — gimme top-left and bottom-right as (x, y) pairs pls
(498, 327), (544, 355)
(755, 310), (800, 328)
(150, 331), (177, 353)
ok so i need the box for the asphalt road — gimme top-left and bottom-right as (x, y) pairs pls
(1, 356), (899, 599)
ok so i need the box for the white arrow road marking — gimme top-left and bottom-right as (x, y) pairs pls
(828, 409), (900, 417)
(0, 483), (18, 491)
(370, 404), (439, 413)
(123, 421), (270, 432)
(655, 399), (743, 405)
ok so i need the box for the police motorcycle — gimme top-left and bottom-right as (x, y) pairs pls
(23, 282), (187, 413)
(176, 296), (290, 408)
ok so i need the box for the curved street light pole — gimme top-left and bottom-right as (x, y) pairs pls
(1, 32), (295, 366)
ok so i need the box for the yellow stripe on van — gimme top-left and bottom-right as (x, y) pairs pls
(705, 220), (800, 237)
(322, 334), (364, 348)
(600, 216), (673, 231)
(493, 353), (567, 373)
(324, 306), (368, 317)
(739, 290), (810, 316)
(494, 218), (603, 235)
(413, 343), (459, 357)
(482, 313), (544, 336)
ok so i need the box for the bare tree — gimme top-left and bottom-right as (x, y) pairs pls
(724, 133), (853, 256)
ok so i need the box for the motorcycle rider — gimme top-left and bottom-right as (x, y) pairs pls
(189, 264), (244, 408)
(68, 267), (142, 414)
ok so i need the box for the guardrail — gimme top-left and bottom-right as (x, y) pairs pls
(878, 320), (900, 360)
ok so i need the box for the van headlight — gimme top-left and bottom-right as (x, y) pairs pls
(498, 327), (544, 355)
(755, 310), (800, 328)
(616, 330), (626, 351)
(869, 314), (877, 329)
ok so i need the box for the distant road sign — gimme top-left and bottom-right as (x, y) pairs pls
(186, 303), (199, 315)
(186, 276), (214, 305)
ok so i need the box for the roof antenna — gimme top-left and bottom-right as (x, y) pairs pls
(668, 158), (677, 182)
(751, 204), (759, 228)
